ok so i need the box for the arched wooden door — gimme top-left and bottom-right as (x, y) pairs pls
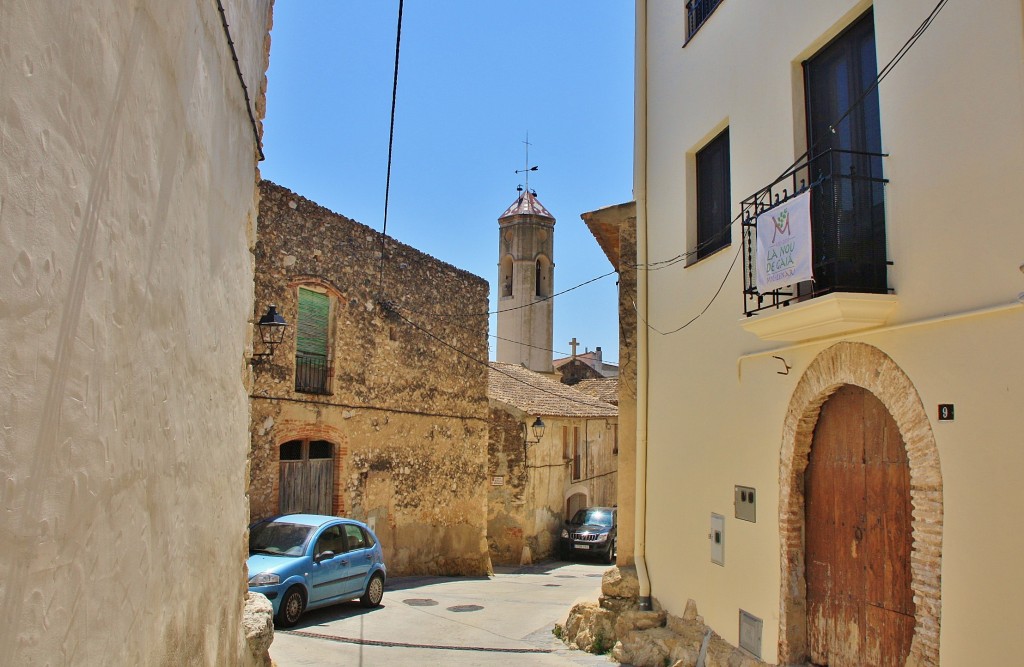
(805, 385), (914, 666)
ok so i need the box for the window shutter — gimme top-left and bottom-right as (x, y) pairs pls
(296, 288), (329, 357)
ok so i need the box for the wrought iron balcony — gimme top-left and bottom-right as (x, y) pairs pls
(741, 148), (890, 317)
(295, 353), (332, 395)
(686, 0), (725, 43)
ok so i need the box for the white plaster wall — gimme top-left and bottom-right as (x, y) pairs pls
(640, 0), (1024, 663)
(0, 1), (271, 663)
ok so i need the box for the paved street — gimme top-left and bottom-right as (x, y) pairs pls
(270, 561), (619, 666)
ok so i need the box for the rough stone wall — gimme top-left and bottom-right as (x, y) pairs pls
(617, 212), (638, 565)
(0, 1), (273, 664)
(250, 181), (491, 577)
(486, 407), (531, 565)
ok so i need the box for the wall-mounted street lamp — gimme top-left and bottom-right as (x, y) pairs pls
(251, 304), (287, 365)
(521, 416), (546, 460)
(522, 416), (546, 444)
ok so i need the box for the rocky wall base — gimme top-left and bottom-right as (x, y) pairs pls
(242, 593), (274, 667)
(559, 566), (769, 667)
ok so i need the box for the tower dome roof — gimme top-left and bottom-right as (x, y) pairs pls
(499, 190), (554, 220)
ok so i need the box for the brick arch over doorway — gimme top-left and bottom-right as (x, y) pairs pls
(777, 342), (942, 667)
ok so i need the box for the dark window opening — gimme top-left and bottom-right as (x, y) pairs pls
(804, 9), (887, 295)
(308, 440), (332, 459)
(280, 440), (302, 461)
(696, 128), (731, 260)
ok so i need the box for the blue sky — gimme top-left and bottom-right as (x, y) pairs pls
(261, 1), (634, 363)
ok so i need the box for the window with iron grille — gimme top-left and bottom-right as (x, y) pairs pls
(295, 287), (332, 394)
(695, 128), (732, 261)
(740, 10), (888, 316)
(685, 0), (724, 43)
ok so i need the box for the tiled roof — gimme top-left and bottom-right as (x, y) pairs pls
(499, 190), (554, 220)
(573, 378), (619, 405)
(488, 362), (617, 418)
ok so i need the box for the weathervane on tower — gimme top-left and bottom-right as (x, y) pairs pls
(515, 132), (538, 195)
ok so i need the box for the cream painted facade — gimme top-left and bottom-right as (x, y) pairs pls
(636, 1), (1024, 665)
(0, 2), (272, 664)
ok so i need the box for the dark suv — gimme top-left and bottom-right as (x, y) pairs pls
(559, 506), (617, 563)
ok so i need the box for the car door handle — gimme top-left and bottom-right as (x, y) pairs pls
(340, 560), (349, 565)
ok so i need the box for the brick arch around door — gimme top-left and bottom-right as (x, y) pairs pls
(272, 424), (349, 517)
(777, 342), (942, 667)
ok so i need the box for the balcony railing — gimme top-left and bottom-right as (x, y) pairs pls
(741, 148), (890, 317)
(295, 353), (332, 395)
(685, 0), (724, 43)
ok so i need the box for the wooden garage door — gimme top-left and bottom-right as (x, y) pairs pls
(805, 385), (914, 667)
(279, 439), (334, 515)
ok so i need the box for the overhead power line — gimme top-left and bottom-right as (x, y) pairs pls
(636, 0), (952, 336)
(382, 301), (617, 411)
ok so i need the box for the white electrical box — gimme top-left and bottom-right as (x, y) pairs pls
(710, 513), (725, 566)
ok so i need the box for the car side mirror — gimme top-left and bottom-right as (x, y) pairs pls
(314, 550), (335, 564)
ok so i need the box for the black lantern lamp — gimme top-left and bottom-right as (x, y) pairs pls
(522, 416), (546, 445)
(252, 304), (287, 364)
(530, 417), (546, 442)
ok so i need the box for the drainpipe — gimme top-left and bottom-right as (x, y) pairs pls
(634, 0), (652, 612)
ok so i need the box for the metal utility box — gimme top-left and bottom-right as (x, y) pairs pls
(710, 513), (725, 565)
(739, 610), (763, 658)
(735, 485), (756, 522)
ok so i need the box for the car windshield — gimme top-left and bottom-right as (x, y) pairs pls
(249, 521), (314, 557)
(570, 509), (613, 527)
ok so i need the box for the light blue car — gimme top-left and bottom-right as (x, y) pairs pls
(247, 514), (387, 627)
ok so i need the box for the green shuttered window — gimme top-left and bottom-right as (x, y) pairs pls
(296, 288), (329, 357)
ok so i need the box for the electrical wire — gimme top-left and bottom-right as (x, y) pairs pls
(377, 0), (405, 295)
(215, 0), (265, 161)
(634, 0), (951, 336)
(382, 302), (618, 412)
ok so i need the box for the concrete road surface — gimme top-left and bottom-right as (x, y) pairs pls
(270, 560), (619, 666)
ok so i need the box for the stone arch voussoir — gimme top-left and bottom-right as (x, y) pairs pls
(778, 342), (941, 667)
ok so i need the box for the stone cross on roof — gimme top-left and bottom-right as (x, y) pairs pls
(569, 337), (579, 358)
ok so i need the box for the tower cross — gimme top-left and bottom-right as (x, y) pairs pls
(568, 337), (579, 358)
(515, 132), (538, 194)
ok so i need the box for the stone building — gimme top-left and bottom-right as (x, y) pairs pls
(249, 181), (491, 577)
(487, 363), (618, 565)
(554, 344), (620, 384)
(0, 2), (273, 664)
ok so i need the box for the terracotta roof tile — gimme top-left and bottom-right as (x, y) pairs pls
(487, 362), (617, 418)
(498, 190), (554, 220)
(573, 378), (619, 405)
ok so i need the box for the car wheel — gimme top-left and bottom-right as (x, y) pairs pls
(360, 573), (384, 608)
(276, 586), (305, 628)
(604, 538), (616, 564)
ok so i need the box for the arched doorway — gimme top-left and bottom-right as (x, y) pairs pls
(778, 342), (942, 667)
(805, 385), (914, 666)
(279, 438), (335, 515)
(566, 491), (588, 519)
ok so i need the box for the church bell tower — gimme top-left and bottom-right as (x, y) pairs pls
(496, 187), (555, 373)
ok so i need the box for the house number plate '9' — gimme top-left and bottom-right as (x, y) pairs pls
(938, 404), (954, 421)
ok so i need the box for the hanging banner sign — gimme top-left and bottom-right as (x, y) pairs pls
(756, 190), (813, 292)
